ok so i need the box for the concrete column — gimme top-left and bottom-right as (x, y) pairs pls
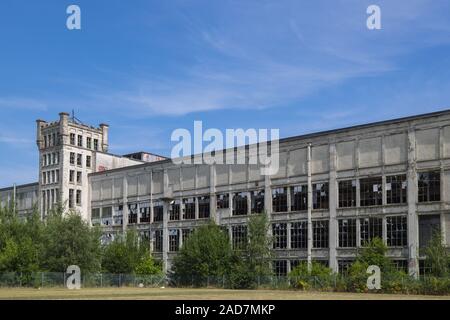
(210, 164), (218, 223)
(122, 176), (128, 233)
(246, 191), (251, 215)
(382, 216), (388, 245)
(100, 123), (109, 153)
(286, 185), (291, 213)
(407, 128), (419, 278)
(287, 222), (292, 249)
(162, 201), (169, 273)
(307, 143), (313, 271)
(328, 143), (338, 273)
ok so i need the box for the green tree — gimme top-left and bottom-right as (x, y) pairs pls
(171, 221), (232, 285)
(42, 207), (102, 273)
(230, 214), (273, 288)
(424, 230), (449, 277)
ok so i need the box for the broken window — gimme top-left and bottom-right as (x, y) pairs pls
(76, 171), (82, 184)
(338, 180), (356, 208)
(70, 133), (75, 145)
(91, 208), (100, 226)
(169, 229), (180, 252)
(198, 196), (210, 219)
(128, 203), (138, 224)
(313, 183), (329, 209)
(77, 154), (82, 167)
(169, 199), (181, 221)
(291, 221), (307, 249)
(232, 225), (247, 250)
(183, 198), (195, 220)
(154, 230), (163, 252)
(250, 189), (264, 214)
(153, 201), (163, 222)
(360, 177), (382, 206)
(272, 223), (287, 249)
(291, 185), (307, 211)
(68, 189), (74, 208)
(101, 206), (112, 226)
(113, 205), (123, 225)
(386, 175), (407, 204)
(76, 190), (81, 206)
(272, 187), (288, 212)
(273, 260), (288, 277)
(232, 192), (248, 216)
(418, 171), (440, 202)
(86, 137), (92, 149)
(290, 260), (301, 271)
(419, 259), (432, 276)
(86, 155), (91, 168)
(387, 215), (407, 247)
(139, 202), (151, 223)
(338, 260), (354, 275)
(313, 220), (329, 248)
(182, 228), (193, 245)
(77, 135), (83, 147)
(338, 219), (357, 248)
(392, 260), (408, 273)
(70, 152), (75, 165)
(360, 217), (383, 246)
(216, 193), (229, 209)
(94, 138), (99, 151)
(69, 170), (75, 183)
(419, 215), (441, 248)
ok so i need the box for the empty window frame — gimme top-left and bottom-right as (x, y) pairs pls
(70, 133), (75, 145)
(291, 185), (307, 211)
(313, 220), (329, 248)
(153, 201), (164, 222)
(250, 189), (265, 214)
(338, 260), (354, 275)
(154, 230), (163, 252)
(86, 155), (91, 168)
(418, 171), (440, 202)
(360, 217), (383, 246)
(77, 135), (83, 147)
(338, 180), (356, 208)
(232, 225), (248, 250)
(113, 205), (123, 225)
(93, 139), (99, 151)
(169, 229), (180, 252)
(291, 221), (307, 249)
(76, 171), (82, 184)
(272, 223), (287, 249)
(69, 170), (75, 183)
(272, 187), (288, 213)
(91, 208), (100, 225)
(86, 137), (92, 149)
(216, 193), (229, 209)
(273, 260), (288, 277)
(182, 228), (193, 245)
(290, 260), (301, 271)
(128, 203), (138, 224)
(198, 196), (210, 219)
(76, 154), (82, 166)
(169, 199), (181, 221)
(338, 219), (356, 248)
(313, 183), (329, 209)
(386, 175), (407, 204)
(70, 152), (75, 165)
(76, 190), (81, 206)
(139, 202), (151, 223)
(360, 177), (382, 206)
(183, 198), (195, 220)
(387, 216), (407, 247)
(232, 192), (248, 216)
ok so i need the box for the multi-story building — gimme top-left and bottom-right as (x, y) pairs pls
(1, 110), (450, 277)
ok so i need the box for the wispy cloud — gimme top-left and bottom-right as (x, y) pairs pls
(0, 97), (48, 111)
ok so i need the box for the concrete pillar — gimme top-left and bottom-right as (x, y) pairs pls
(287, 222), (291, 249)
(328, 143), (338, 273)
(307, 143), (313, 271)
(162, 201), (169, 273)
(210, 164), (218, 223)
(407, 128), (419, 278)
(122, 176), (128, 233)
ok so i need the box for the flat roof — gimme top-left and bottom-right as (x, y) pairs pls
(89, 108), (450, 177)
(0, 182), (39, 192)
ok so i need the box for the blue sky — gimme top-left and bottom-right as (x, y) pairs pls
(1, 0), (450, 187)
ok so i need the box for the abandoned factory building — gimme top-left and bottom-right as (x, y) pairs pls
(1, 110), (450, 277)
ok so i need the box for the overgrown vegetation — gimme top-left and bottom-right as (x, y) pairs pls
(0, 205), (162, 284)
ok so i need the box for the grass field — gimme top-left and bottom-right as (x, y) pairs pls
(0, 287), (449, 300)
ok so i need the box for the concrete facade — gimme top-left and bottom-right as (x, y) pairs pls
(1, 110), (450, 277)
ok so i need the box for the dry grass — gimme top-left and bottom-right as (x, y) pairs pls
(0, 287), (448, 300)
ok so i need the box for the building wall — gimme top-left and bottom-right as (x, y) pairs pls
(89, 111), (450, 276)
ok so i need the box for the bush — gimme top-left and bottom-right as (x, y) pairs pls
(289, 261), (334, 290)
